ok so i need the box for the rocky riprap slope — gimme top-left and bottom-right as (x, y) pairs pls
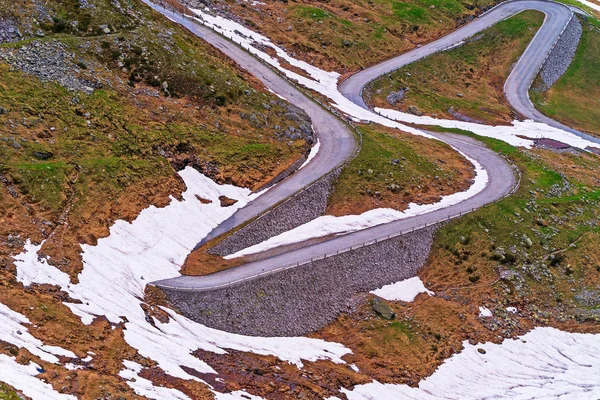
(166, 225), (438, 336)
(208, 168), (340, 256)
(535, 16), (582, 92)
(0, 40), (101, 93)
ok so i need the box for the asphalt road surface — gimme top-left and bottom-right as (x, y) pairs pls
(146, 0), (584, 290)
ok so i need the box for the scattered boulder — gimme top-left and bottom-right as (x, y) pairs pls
(33, 151), (54, 160)
(372, 297), (395, 320)
(407, 105), (422, 116)
(386, 88), (408, 105)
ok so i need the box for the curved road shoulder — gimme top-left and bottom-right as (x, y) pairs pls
(153, 132), (516, 291)
(141, 0), (358, 245)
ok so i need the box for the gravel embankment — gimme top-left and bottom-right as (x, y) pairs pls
(209, 169), (341, 256)
(165, 225), (437, 336)
(536, 16), (582, 92)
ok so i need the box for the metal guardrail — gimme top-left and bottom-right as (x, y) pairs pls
(158, 155), (522, 291)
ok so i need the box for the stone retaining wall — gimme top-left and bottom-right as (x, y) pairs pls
(536, 16), (582, 92)
(253, 151), (309, 193)
(163, 225), (437, 337)
(208, 169), (341, 256)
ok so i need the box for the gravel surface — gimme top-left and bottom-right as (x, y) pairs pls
(0, 40), (98, 93)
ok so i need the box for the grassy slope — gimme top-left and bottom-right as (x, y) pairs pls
(182, 123), (475, 276)
(0, 0), (312, 278)
(0, 384), (20, 400)
(176, 132), (600, 395)
(217, 0), (497, 71)
(531, 22), (600, 137)
(366, 11), (544, 124)
(327, 124), (474, 216)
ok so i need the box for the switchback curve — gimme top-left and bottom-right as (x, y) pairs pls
(147, 0), (586, 291)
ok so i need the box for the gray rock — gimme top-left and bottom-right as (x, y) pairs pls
(407, 105), (423, 116)
(386, 88), (408, 106)
(33, 151), (53, 160)
(535, 17), (582, 92)
(372, 297), (396, 320)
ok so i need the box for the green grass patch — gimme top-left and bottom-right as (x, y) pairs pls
(392, 2), (430, 22)
(295, 5), (332, 20)
(366, 11), (544, 124)
(0, 383), (21, 400)
(327, 124), (470, 214)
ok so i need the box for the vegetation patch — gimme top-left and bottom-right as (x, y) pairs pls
(314, 129), (600, 385)
(365, 11), (544, 124)
(326, 124), (475, 216)
(214, 0), (497, 71)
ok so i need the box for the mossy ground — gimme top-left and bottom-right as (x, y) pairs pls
(366, 11), (544, 124)
(326, 124), (475, 216)
(0, 384), (20, 400)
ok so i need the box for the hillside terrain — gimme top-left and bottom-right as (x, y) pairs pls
(365, 11), (544, 124)
(531, 22), (600, 136)
(0, 0), (314, 279)
(179, 0), (498, 72)
(1, 0), (600, 398)
(0, 0), (314, 397)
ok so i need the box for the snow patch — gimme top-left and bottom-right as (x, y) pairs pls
(371, 277), (434, 302)
(0, 303), (76, 364)
(14, 240), (71, 288)
(0, 354), (76, 400)
(507, 307), (518, 314)
(479, 306), (493, 318)
(341, 327), (600, 399)
(299, 139), (320, 170)
(12, 167), (351, 392)
(190, 8), (599, 151)
(376, 108), (599, 151)
(577, 0), (600, 12)
(119, 360), (191, 400)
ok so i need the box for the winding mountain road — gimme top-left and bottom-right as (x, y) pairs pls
(147, 0), (586, 290)
(341, 0), (600, 146)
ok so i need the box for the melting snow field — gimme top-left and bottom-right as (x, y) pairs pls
(370, 277), (434, 302)
(226, 152), (487, 259)
(2, 3), (600, 398)
(3, 165), (600, 400)
(578, 0), (600, 12)
(340, 327), (600, 400)
(7, 167), (351, 399)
